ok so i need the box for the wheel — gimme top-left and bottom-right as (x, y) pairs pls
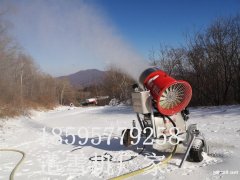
(122, 129), (132, 147)
(189, 139), (204, 162)
(122, 128), (139, 147)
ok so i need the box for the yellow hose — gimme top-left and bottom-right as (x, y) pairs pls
(0, 143), (176, 180)
(0, 149), (26, 180)
(109, 145), (177, 180)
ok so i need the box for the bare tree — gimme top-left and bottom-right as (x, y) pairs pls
(0, 14), (76, 117)
(101, 66), (134, 103)
(56, 78), (75, 105)
(186, 15), (240, 105)
(149, 15), (240, 106)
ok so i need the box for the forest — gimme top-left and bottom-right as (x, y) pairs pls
(0, 14), (240, 117)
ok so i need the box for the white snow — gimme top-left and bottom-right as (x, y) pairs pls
(0, 105), (240, 180)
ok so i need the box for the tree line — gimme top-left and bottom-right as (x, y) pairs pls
(82, 66), (134, 105)
(90, 15), (240, 107)
(1, 14), (240, 117)
(149, 15), (240, 106)
(0, 15), (75, 117)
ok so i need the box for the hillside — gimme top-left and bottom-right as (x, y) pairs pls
(59, 69), (106, 88)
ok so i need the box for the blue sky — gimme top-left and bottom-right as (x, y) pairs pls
(1, 0), (240, 76)
(94, 0), (240, 52)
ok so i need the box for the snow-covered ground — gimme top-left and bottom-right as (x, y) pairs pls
(0, 105), (240, 180)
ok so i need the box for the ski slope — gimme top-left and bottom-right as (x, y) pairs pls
(0, 105), (240, 180)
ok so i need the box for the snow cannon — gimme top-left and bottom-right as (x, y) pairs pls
(122, 67), (208, 167)
(139, 67), (192, 116)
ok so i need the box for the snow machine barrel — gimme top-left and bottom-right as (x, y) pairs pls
(139, 67), (192, 116)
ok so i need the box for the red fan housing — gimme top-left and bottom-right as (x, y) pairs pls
(139, 68), (192, 116)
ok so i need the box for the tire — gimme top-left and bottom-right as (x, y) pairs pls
(122, 129), (132, 147)
(189, 139), (204, 162)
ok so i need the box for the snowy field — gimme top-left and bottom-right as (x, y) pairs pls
(0, 105), (240, 180)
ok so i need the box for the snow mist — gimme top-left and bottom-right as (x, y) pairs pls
(4, 0), (148, 81)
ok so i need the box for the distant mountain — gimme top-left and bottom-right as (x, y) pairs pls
(59, 69), (106, 88)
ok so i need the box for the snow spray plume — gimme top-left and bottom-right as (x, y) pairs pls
(3, 0), (148, 81)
